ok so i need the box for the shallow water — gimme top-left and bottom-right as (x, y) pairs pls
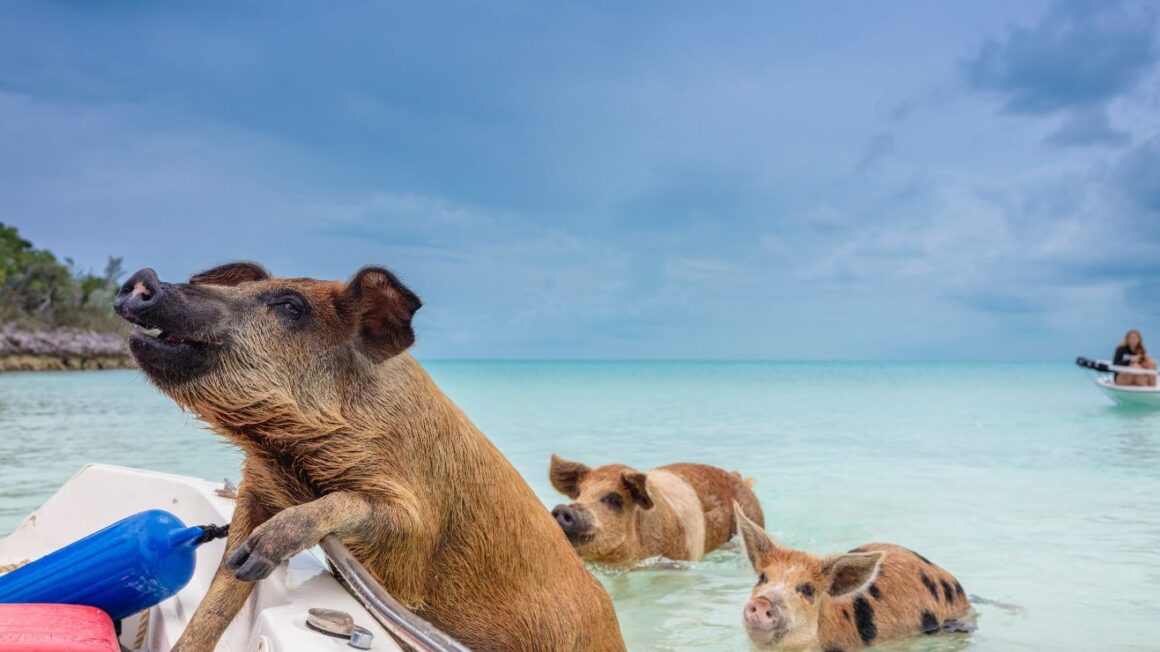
(1, 362), (1157, 650)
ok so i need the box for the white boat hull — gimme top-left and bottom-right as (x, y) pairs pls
(0, 464), (401, 652)
(1094, 376), (1160, 408)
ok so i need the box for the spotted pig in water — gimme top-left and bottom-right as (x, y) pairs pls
(734, 503), (975, 651)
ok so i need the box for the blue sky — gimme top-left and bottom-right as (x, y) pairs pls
(2, 1), (1158, 360)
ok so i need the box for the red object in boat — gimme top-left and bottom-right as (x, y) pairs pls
(0, 604), (120, 651)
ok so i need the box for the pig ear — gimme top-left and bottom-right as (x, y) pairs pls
(621, 472), (654, 509)
(342, 266), (422, 363)
(820, 551), (884, 598)
(549, 455), (590, 499)
(190, 261), (270, 286)
(735, 501), (776, 572)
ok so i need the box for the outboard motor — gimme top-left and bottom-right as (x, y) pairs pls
(1075, 357), (1111, 372)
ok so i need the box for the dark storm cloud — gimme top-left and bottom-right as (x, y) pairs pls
(963, 0), (1157, 114)
(1117, 135), (1160, 214)
(1045, 107), (1131, 147)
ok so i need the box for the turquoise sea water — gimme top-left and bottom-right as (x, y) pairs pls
(1, 362), (1158, 651)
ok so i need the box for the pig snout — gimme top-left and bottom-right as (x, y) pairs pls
(744, 595), (782, 633)
(551, 504), (579, 531)
(114, 268), (164, 322)
(551, 504), (593, 542)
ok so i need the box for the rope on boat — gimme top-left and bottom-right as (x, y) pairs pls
(194, 523), (230, 544)
(0, 559), (29, 575)
(132, 609), (150, 650)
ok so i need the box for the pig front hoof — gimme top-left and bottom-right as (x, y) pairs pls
(225, 541), (278, 581)
(224, 506), (324, 581)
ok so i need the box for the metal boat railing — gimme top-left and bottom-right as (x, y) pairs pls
(321, 535), (472, 652)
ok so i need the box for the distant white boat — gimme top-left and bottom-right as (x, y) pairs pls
(0, 464), (466, 652)
(1093, 376), (1160, 408)
(1076, 357), (1160, 408)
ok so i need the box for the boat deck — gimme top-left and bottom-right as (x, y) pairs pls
(0, 464), (401, 652)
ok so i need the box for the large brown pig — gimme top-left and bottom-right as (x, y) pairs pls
(734, 503), (974, 651)
(114, 262), (626, 652)
(549, 455), (764, 566)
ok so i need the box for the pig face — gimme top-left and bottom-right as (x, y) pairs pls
(114, 262), (420, 420)
(549, 455), (654, 562)
(735, 504), (883, 650)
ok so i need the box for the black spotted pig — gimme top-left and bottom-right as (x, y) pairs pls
(549, 455), (765, 566)
(734, 503), (974, 651)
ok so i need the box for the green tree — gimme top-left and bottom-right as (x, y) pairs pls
(0, 222), (125, 331)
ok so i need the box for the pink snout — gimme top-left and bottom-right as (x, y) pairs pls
(744, 596), (781, 632)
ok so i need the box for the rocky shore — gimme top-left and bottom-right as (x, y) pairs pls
(0, 326), (133, 372)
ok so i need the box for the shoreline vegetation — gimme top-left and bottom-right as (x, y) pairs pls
(0, 222), (130, 373)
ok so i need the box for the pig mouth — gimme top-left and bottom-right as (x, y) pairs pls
(128, 326), (210, 351)
(120, 315), (219, 385)
(744, 623), (787, 648)
(564, 530), (595, 546)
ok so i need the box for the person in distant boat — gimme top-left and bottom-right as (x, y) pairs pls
(1113, 329), (1156, 387)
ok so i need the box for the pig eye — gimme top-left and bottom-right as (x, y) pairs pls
(797, 582), (816, 601)
(601, 493), (623, 511)
(275, 300), (302, 318)
(757, 572), (768, 586)
(268, 294), (307, 323)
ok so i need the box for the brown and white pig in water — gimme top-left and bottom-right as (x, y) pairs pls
(734, 503), (975, 651)
(548, 455), (765, 565)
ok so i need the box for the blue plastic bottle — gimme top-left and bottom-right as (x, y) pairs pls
(0, 509), (228, 620)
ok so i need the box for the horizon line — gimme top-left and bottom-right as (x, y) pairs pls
(414, 358), (1079, 364)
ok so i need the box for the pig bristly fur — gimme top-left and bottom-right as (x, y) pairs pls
(116, 263), (626, 652)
